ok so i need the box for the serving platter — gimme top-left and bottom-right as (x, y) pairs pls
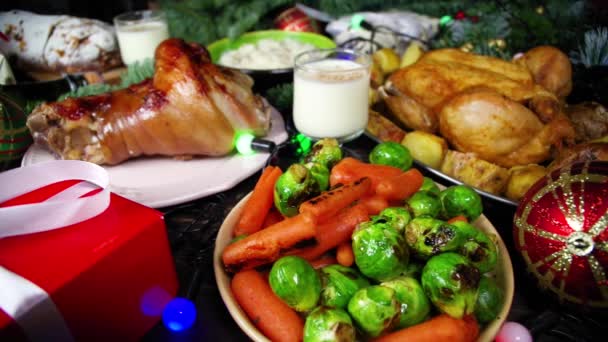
(364, 131), (519, 207)
(213, 190), (515, 342)
(22, 108), (288, 208)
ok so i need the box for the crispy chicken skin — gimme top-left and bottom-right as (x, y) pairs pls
(380, 47), (575, 167)
(439, 89), (575, 168)
(381, 48), (558, 132)
(27, 38), (271, 165)
(514, 46), (572, 99)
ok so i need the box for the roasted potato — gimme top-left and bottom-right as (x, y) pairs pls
(505, 164), (547, 201)
(370, 60), (385, 88)
(400, 41), (424, 68)
(401, 130), (448, 169)
(373, 48), (400, 75)
(440, 150), (510, 195)
(367, 110), (406, 143)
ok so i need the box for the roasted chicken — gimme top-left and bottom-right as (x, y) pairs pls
(439, 89), (574, 168)
(380, 47), (575, 167)
(27, 38), (271, 165)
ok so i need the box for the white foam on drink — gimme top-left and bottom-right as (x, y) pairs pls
(297, 59), (368, 83)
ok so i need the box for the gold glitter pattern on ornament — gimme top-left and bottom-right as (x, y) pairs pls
(532, 248), (572, 277)
(515, 209), (566, 243)
(587, 212), (608, 237)
(588, 255), (608, 300)
(515, 162), (608, 307)
(552, 164), (586, 231)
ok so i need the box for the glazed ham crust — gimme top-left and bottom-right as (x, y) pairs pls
(27, 38), (271, 165)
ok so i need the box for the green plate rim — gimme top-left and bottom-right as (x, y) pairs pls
(207, 30), (336, 65)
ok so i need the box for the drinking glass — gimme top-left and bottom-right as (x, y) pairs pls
(114, 10), (169, 65)
(293, 48), (371, 143)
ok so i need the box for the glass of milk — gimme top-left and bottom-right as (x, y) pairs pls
(114, 10), (169, 65)
(293, 48), (371, 143)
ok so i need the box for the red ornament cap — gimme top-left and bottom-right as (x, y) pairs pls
(513, 161), (608, 308)
(454, 10), (467, 20)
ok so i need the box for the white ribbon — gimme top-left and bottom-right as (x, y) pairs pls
(0, 160), (111, 341)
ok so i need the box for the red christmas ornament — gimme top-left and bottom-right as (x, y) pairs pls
(274, 7), (319, 33)
(469, 15), (480, 23)
(513, 161), (608, 308)
(454, 10), (467, 20)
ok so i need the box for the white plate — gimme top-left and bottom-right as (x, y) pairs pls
(22, 109), (288, 208)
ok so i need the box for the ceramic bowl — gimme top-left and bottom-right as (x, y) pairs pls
(207, 30), (336, 92)
(213, 188), (514, 342)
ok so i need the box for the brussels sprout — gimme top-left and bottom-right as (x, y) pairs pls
(369, 141), (413, 171)
(274, 164), (316, 217)
(405, 217), (465, 259)
(371, 207), (412, 234)
(421, 253), (480, 319)
(319, 264), (370, 309)
(352, 222), (409, 282)
(306, 162), (330, 193)
(304, 306), (355, 342)
(382, 276), (431, 328)
(269, 256), (321, 312)
(403, 261), (424, 278)
(347, 285), (400, 337)
(439, 185), (483, 221)
(475, 275), (504, 324)
(420, 177), (440, 197)
(452, 221), (498, 273)
(406, 191), (442, 218)
(303, 138), (343, 169)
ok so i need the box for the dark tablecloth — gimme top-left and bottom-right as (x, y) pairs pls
(142, 132), (606, 342)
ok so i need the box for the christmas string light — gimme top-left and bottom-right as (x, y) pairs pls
(162, 297), (197, 332)
(234, 131), (276, 155)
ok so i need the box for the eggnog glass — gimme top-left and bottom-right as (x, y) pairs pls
(114, 10), (169, 65)
(293, 48), (371, 143)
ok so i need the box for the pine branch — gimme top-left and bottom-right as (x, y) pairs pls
(160, 0), (291, 45)
(58, 60), (155, 101)
(571, 27), (608, 67)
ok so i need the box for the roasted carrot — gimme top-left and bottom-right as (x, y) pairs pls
(372, 314), (479, 342)
(231, 269), (304, 342)
(261, 208), (285, 229)
(447, 215), (468, 224)
(299, 177), (372, 222)
(309, 255), (338, 269)
(222, 212), (317, 272)
(336, 241), (355, 267)
(289, 203), (369, 261)
(235, 166), (283, 236)
(358, 195), (390, 215)
(330, 157), (403, 189)
(375, 168), (424, 201)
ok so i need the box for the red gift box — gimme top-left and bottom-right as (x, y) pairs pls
(0, 161), (178, 341)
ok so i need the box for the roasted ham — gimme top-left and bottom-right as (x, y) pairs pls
(27, 38), (271, 165)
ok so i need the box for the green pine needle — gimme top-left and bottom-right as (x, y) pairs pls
(571, 27), (608, 67)
(160, 0), (291, 45)
(58, 59), (155, 101)
(264, 83), (293, 114)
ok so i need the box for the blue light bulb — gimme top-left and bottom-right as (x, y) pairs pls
(162, 297), (197, 332)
